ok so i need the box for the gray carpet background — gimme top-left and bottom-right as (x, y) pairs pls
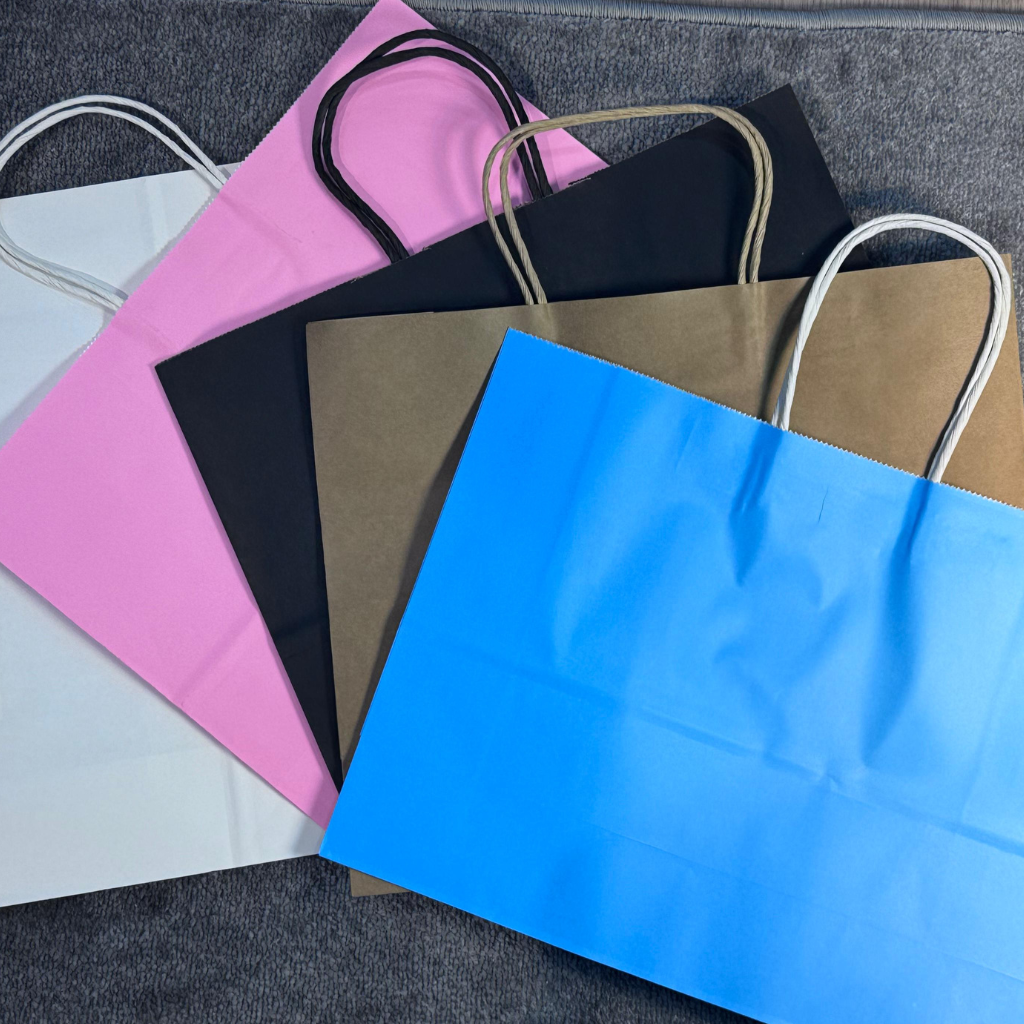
(2, 1), (1024, 1021)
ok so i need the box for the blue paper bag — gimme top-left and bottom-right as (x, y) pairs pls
(321, 217), (1024, 1023)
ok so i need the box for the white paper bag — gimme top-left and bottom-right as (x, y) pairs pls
(0, 163), (322, 907)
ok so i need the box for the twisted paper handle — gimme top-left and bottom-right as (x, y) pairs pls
(771, 213), (1011, 484)
(482, 104), (774, 304)
(0, 96), (227, 311)
(313, 30), (552, 265)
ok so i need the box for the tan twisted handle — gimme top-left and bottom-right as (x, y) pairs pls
(482, 104), (774, 304)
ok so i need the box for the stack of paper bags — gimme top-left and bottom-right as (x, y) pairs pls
(5, 5), (1024, 1023)
(0, 0), (603, 849)
(155, 88), (870, 893)
(155, 83), (860, 806)
(0, 0), (603, 902)
(315, 193), (1024, 1020)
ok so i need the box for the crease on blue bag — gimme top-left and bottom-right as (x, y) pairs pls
(322, 214), (1024, 1024)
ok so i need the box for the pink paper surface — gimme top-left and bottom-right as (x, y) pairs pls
(0, 0), (605, 826)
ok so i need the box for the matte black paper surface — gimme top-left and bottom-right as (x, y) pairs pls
(157, 87), (865, 786)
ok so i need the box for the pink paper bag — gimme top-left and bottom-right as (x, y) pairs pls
(0, 0), (604, 825)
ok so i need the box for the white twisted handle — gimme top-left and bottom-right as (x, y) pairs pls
(771, 213), (1011, 483)
(0, 96), (227, 311)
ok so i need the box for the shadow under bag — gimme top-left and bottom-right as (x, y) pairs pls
(157, 84), (864, 803)
(322, 217), (1024, 1024)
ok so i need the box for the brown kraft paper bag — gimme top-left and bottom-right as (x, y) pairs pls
(307, 112), (1024, 895)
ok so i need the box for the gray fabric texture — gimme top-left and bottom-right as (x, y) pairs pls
(2, 1), (1024, 1021)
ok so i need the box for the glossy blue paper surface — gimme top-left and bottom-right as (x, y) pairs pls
(322, 330), (1024, 1023)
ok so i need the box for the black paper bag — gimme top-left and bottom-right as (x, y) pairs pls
(157, 85), (866, 788)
